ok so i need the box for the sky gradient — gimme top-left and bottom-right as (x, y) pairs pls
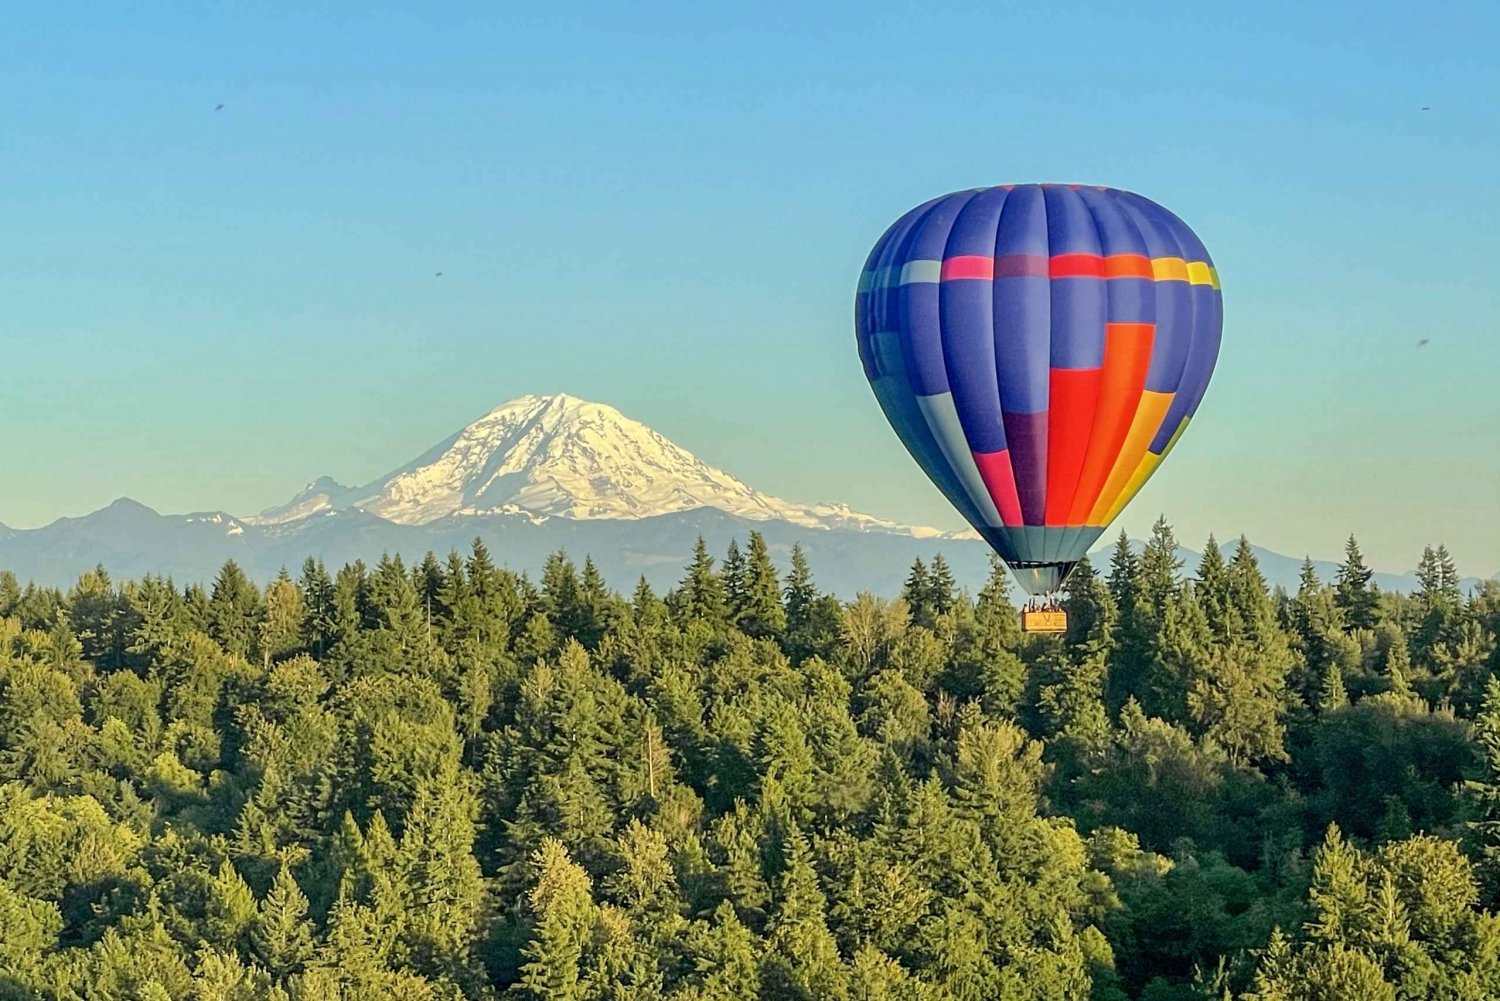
(3, 2), (1497, 576)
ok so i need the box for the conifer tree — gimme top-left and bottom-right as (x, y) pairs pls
(513, 612), (558, 665)
(253, 866), (316, 975)
(1374, 622), (1413, 694)
(258, 568), (305, 667)
(45, 612), (86, 679)
(971, 557), (1020, 651)
(926, 553), (957, 619)
(575, 555), (612, 649)
(438, 551), (479, 653)
(204, 858), (258, 951)
(1298, 557), (1320, 599)
(437, 550), (469, 628)
(783, 544), (842, 663)
(0, 570), (19, 619)
(1414, 543), (1466, 670)
(455, 657), (494, 758)
(1037, 646), (1113, 761)
(1334, 534), (1378, 631)
(1415, 544), (1463, 609)
(462, 537), (521, 648)
(1186, 628), (1291, 766)
(1227, 536), (1288, 653)
(413, 551), (447, 629)
(1226, 535), (1266, 605)
(208, 560), (260, 658)
(396, 780), (485, 977)
(603, 819), (678, 920)
(1436, 544), (1462, 602)
(1063, 556), (1116, 654)
(183, 581), (212, 632)
(763, 827), (847, 998)
(682, 901), (761, 999)
(366, 553), (440, 674)
(1107, 531), (1150, 711)
(707, 801), (771, 929)
(324, 562), (369, 675)
(1195, 535), (1234, 638)
(1139, 516), (1184, 608)
(629, 576), (665, 629)
(1107, 532), (1140, 607)
(676, 537), (726, 626)
(1306, 824), (1371, 946)
(1319, 659), (1350, 713)
(298, 558), (337, 660)
(540, 551), (583, 639)
(314, 886), (400, 991)
(0, 881), (60, 974)
(945, 555), (1023, 706)
(1290, 557), (1356, 708)
(517, 839), (598, 1001)
(68, 565), (129, 670)
(738, 531), (786, 640)
(721, 539), (748, 624)
(1468, 678), (1500, 904)
(127, 574), (187, 663)
(902, 557), (932, 629)
(783, 543), (817, 628)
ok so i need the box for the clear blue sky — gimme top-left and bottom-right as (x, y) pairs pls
(3, 2), (1497, 576)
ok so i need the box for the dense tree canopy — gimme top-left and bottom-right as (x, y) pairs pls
(0, 527), (1497, 999)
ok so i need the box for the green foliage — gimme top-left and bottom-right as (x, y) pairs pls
(0, 527), (1496, 1000)
(254, 866), (316, 974)
(1245, 828), (1500, 1000)
(208, 560), (261, 659)
(782, 544), (842, 664)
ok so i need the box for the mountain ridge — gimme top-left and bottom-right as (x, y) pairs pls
(248, 393), (957, 540)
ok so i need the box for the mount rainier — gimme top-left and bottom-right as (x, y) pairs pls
(1, 394), (982, 595)
(248, 393), (954, 537)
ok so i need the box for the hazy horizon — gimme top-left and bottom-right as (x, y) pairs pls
(4, 389), (1493, 580)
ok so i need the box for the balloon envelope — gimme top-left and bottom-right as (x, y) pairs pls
(855, 184), (1222, 594)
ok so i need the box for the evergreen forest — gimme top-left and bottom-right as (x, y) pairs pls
(2, 521), (1500, 1000)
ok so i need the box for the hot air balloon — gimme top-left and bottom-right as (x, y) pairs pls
(855, 184), (1221, 629)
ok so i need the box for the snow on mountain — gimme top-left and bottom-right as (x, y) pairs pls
(248, 393), (952, 538)
(182, 511), (248, 537)
(253, 476), (359, 525)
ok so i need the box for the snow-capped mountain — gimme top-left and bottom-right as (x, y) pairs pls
(249, 393), (954, 539)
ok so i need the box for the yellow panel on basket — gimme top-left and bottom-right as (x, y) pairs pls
(1021, 610), (1068, 633)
